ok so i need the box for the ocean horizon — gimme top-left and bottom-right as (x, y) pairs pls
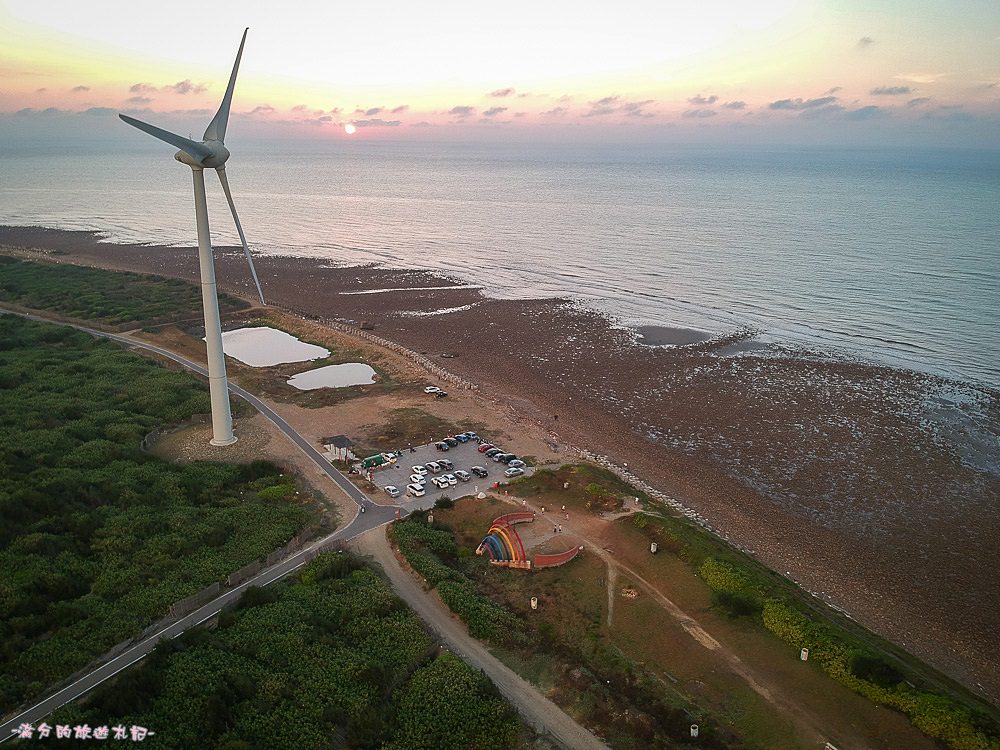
(2, 138), (998, 387)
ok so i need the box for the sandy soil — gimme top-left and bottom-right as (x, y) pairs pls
(2, 225), (997, 705)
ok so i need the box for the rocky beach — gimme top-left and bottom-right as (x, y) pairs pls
(2, 225), (998, 705)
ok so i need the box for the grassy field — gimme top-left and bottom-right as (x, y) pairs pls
(503, 466), (1000, 750)
(0, 315), (315, 715)
(390, 505), (744, 749)
(389, 465), (1000, 749)
(38, 553), (530, 749)
(0, 255), (248, 328)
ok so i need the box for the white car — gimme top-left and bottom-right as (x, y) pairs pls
(384, 485), (401, 498)
(409, 473), (426, 485)
(507, 459), (526, 469)
(430, 476), (448, 489)
(426, 461), (442, 473)
(504, 467), (525, 478)
(423, 386), (442, 394)
(442, 473), (458, 487)
(406, 483), (426, 497)
(412, 465), (428, 476)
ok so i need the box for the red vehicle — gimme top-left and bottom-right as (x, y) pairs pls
(477, 443), (495, 453)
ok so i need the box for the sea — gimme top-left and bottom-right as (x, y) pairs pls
(2, 138), (998, 387)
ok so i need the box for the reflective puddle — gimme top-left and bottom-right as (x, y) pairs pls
(287, 363), (377, 390)
(220, 326), (330, 367)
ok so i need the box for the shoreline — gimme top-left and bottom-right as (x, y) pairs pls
(1, 224), (998, 706)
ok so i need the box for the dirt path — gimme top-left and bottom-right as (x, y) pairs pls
(350, 527), (608, 750)
(605, 560), (617, 627)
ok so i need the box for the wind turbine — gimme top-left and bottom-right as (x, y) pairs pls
(119, 28), (264, 447)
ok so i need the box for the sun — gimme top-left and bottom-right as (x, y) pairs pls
(344, 123), (356, 135)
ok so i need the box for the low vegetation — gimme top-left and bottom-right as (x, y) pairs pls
(0, 316), (312, 713)
(41, 554), (523, 749)
(0, 256), (247, 327)
(629, 513), (1000, 750)
(391, 512), (730, 748)
(357, 407), (487, 457)
(511, 464), (649, 512)
(413, 468), (1000, 749)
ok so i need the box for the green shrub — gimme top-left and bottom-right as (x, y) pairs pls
(393, 518), (458, 558)
(436, 580), (524, 645)
(851, 653), (904, 688)
(255, 483), (296, 501)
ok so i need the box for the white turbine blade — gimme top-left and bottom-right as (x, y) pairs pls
(216, 167), (265, 305)
(203, 28), (248, 144)
(119, 114), (212, 163)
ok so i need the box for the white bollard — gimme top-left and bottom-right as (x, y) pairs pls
(650, 542), (658, 554)
(800, 648), (810, 661)
(530, 597), (538, 610)
(690, 724), (699, 737)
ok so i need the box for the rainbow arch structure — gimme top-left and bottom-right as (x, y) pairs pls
(475, 511), (581, 572)
(478, 519), (527, 564)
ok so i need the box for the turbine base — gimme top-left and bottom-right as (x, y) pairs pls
(210, 435), (238, 447)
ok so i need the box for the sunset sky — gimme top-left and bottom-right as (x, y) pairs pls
(1, 0), (998, 145)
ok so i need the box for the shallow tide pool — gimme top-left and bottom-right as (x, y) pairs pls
(220, 326), (330, 367)
(286, 363), (377, 390)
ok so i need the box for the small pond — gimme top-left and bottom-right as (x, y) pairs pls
(219, 327), (330, 367)
(286, 363), (377, 390)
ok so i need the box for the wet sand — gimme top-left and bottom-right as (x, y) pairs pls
(633, 324), (714, 346)
(2, 225), (998, 706)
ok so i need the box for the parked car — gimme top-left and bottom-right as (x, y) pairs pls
(431, 476), (447, 489)
(453, 433), (470, 443)
(435, 441), (450, 451)
(426, 461), (442, 473)
(504, 467), (525, 478)
(423, 386), (442, 394)
(470, 466), (489, 478)
(408, 473), (425, 484)
(407, 483), (426, 497)
(443, 437), (459, 447)
(484, 447), (503, 457)
(438, 458), (454, 470)
(434, 391), (448, 398)
(496, 453), (517, 464)
(412, 465), (428, 475)
(442, 473), (458, 487)
(507, 459), (526, 469)
(463, 432), (480, 441)
(384, 485), (401, 498)
(454, 470), (471, 481)
(477, 443), (495, 453)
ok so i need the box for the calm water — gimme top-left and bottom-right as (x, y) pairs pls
(219, 326), (329, 367)
(2, 139), (998, 386)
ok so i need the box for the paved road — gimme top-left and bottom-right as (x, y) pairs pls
(352, 529), (608, 750)
(0, 309), (600, 749)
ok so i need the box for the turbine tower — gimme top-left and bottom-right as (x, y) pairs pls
(119, 28), (264, 447)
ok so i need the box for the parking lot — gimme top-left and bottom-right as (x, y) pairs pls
(366, 436), (533, 512)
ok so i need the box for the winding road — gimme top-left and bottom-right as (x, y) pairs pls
(0, 308), (606, 749)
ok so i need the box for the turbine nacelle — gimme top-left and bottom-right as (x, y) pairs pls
(174, 141), (230, 169)
(118, 26), (266, 309)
